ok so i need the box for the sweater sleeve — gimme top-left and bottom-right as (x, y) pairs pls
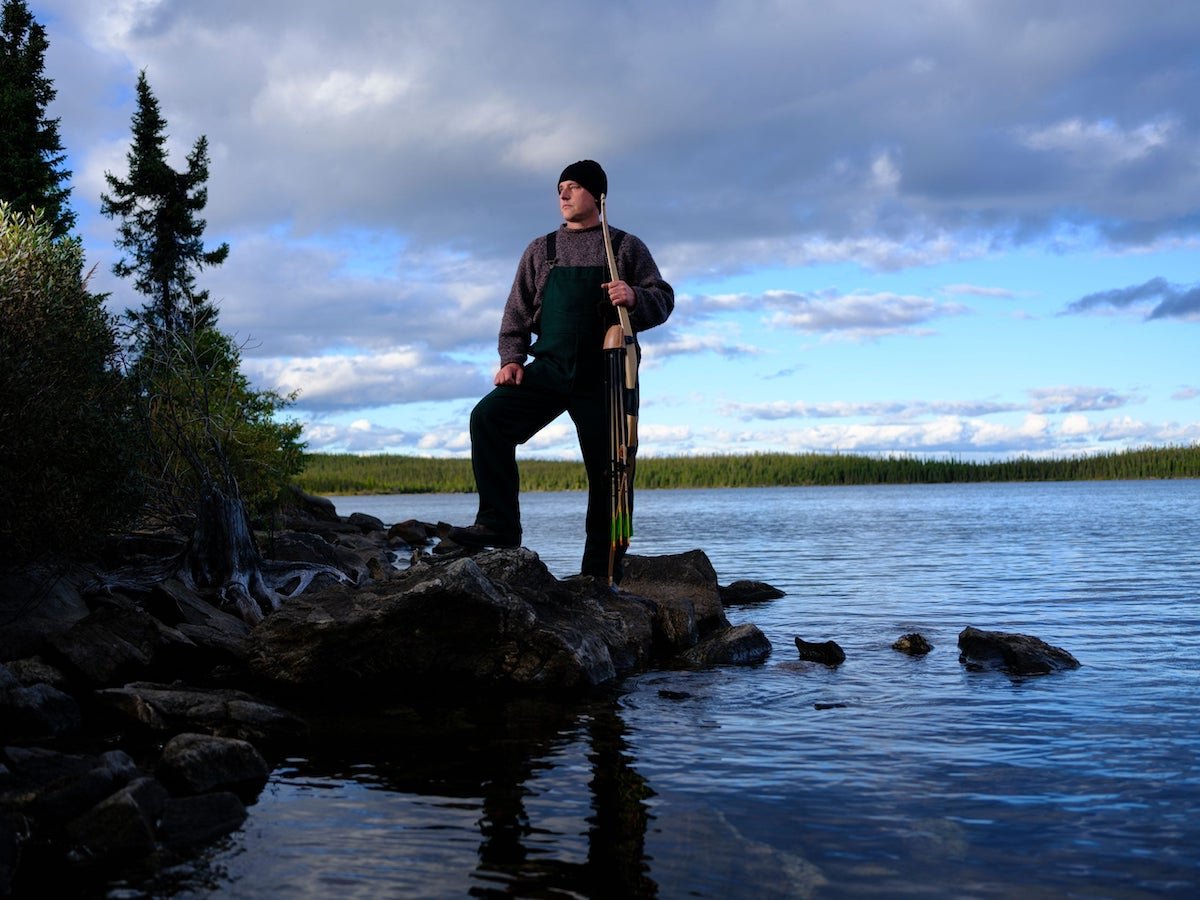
(496, 238), (543, 366)
(618, 233), (674, 333)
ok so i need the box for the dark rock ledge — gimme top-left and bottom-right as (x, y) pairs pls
(0, 494), (777, 895)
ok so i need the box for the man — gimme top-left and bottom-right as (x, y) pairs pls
(446, 160), (674, 582)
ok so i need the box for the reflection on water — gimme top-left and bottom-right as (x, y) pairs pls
(130, 482), (1200, 897)
(146, 696), (656, 898)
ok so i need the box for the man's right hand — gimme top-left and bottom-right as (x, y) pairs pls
(495, 362), (524, 386)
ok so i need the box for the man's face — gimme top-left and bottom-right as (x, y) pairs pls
(558, 180), (599, 226)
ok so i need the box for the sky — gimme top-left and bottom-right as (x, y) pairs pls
(31, 0), (1200, 461)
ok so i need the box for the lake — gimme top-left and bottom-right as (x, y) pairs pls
(138, 480), (1200, 898)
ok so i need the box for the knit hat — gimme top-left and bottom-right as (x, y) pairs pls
(557, 160), (607, 202)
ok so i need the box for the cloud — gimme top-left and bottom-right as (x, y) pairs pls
(1063, 278), (1200, 321)
(243, 348), (489, 412)
(721, 398), (1022, 422)
(1027, 386), (1135, 413)
(762, 290), (969, 340)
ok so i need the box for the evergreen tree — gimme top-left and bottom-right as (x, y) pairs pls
(101, 70), (229, 344)
(0, 0), (74, 238)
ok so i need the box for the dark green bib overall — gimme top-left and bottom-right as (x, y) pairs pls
(524, 264), (610, 392)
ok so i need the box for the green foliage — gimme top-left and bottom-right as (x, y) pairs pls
(101, 71), (228, 343)
(0, 203), (140, 566)
(294, 445), (1200, 496)
(133, 326), (306, 523)
(0, 0), (73, 238)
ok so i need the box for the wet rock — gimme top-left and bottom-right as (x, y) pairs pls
(156, 733), (269, 800)
(158, 791), (247, 850)
(0, 663), (81, 740)
(957, 626), (1080, 675)
(65, 776), (168, 862)
(680, 623), (772, 666)
(719, 580), (785, 605)
(621, 550), (728, 636)
(249, 548), (762, 696)
(794, 637), (846, 667)
(893, 632), (933, 655)
(93, 682), (307, 744)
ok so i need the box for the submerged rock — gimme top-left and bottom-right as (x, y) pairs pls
(957, 626), (1080, 675)
(719, 580), (786, 605)
(893, 632), (933, 656)
(793, 637), (846, 667)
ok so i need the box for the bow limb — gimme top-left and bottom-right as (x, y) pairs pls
(601, 195), (639, 448)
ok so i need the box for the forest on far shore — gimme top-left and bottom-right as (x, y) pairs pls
(294, 444), (1200, 496)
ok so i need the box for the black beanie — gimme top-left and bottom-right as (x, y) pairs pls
(557, 160), (607, 202)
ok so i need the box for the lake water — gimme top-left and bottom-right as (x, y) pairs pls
(141, 481), (1199, 898)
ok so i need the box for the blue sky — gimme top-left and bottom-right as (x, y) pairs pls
(35, 0), (1200, 460)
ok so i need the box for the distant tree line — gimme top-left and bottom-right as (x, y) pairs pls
(295, 444), (1200, 496)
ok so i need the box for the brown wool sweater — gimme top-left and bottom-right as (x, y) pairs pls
(497, 223), (674, 366)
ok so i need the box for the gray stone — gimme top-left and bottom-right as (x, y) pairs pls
(893, 632), (933, 655)
(156, 732), (269, 800)
(158, 791), (247, 849)
(794, 636), (846, 666)
(681, 623), (773, 666)
(93, 682), (307, 743)
(957, 626), (1080, 675)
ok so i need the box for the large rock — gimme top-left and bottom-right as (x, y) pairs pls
(957, 626), (1080, 675)
(0, 565), (91, 660)
(155, 732), (269, 800)
(621, 550), (729, 635)
(248, 548), (764, 696)
(93, 682), (307, 744)
(0, 663), (81, 740)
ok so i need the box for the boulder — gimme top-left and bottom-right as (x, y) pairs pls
(719, 580), (785, 605)
(680, 623), (772, 666)
(794, 637), (846, 666)
(893, 632), (933, 656)
(388, 519), (435, 546)
(957, 626), (1080, 675)
(44, 600), (196, 688)
(0, 565), (91, 660)
(65, 776), (169, 862)
(621, 551), (728, 635)
(157, 791), (247, 850)
(156, 733), (269, 800)
(93, 682), (307, 744)
(0, 663), (81, 740)
(248, 548), (764, 697)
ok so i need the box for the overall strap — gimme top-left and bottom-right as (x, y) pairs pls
(545, 229), (625, 264)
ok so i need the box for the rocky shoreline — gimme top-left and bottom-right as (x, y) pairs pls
(0, 489), (1080, 896)
(0, 490), (781, 895)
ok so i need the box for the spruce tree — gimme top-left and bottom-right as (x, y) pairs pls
(101, 70), (229, 344)
(0, 0), (74, 238)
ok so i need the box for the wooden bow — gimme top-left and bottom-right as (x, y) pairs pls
(601, 194), (637, 586)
